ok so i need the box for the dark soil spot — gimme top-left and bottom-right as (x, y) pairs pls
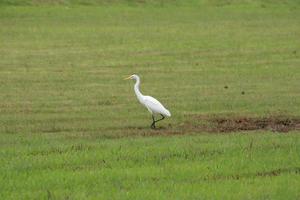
(261, 4), (266, 8)
(182, 115), (300, 133)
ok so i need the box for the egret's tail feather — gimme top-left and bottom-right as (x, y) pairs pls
(165, 109), (171, 117)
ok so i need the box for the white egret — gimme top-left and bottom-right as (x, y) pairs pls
(124, 74), (171, 129)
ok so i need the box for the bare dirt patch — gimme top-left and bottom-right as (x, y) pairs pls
(182, 115), (300, 133)
(106, 115), (299, 139)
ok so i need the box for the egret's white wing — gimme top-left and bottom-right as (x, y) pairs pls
(143, 96), (171, 117)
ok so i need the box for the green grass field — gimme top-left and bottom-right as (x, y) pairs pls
(1, 0), (300, 199)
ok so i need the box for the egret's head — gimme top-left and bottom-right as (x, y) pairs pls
(124, 74), (139, 80)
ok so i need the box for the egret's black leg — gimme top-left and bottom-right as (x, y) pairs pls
(150, 114), (165, 129)
(151, 114), (165, 129)
(151, 115), (156, 129)
(154, 114), (165, 123)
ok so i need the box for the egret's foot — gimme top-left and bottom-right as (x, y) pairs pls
(150, 123), (156, 129)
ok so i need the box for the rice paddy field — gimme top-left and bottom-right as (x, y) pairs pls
(0, 0), (300, 199)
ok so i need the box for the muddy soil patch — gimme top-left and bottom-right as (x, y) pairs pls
(182, 115), (300, 133)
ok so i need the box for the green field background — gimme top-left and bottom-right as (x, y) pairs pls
(0, 0), (300, 199)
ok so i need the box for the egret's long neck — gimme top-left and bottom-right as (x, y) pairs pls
(134, 77), (144, 103)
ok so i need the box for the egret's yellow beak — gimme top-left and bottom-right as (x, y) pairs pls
(124, 76), (131, 80)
